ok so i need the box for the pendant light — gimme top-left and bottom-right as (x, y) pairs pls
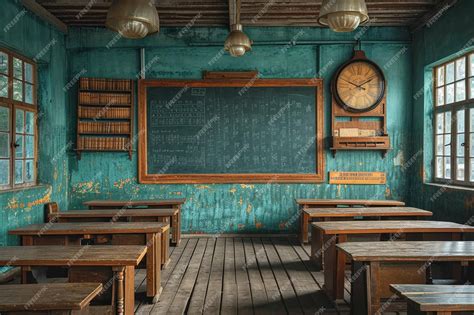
(318, 0), (369, 33)
(224, 0), (252, 57)
(106, 0), (160, 39)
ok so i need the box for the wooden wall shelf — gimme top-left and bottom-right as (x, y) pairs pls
(331, 136), (391, 157)
(76, 78), (134, 160)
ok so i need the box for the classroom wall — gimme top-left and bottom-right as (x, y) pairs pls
(66, 26), (413, 233)
(408, 0), (474, 223)
(0, 0), (68, 246)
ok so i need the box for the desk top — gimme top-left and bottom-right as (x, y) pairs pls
(0, 283), (103, 311)
(84, 199), (186, 207)
(391, 284), (474, 296)
(296, 199), (405, 206)
(51, 208), (178, 218)
(9, 222), (169, 235)
(402, 293), (474, 312)
(337, 241), (474, 262)
(304, 206), (432, 217)
(312, 220), (473, 234)
(0, 245), (146, 266)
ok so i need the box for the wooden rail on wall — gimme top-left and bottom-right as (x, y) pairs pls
(137, 78), (325, 184)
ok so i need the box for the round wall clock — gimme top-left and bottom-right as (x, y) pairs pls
(332, 51), (386, 113)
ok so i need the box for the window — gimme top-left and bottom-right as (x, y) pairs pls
(0, 48), (37, 190)
(434, 52), (474, 187)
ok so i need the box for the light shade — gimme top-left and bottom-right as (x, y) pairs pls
(318, 0), (369, 32)
(224, 24), (252, 57)
(106, 0), (160, 39)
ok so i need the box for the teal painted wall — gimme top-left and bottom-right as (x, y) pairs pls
(0, 0), (68, 246)
(409, 0), (474, 223)
(66, 27), (413, 233)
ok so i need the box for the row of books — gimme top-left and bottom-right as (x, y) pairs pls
(78, 121), (131, 134)
(77, 137), (130, 151)
(80, 78), (132, 91)
(79, 92), (131, 105)
(78, 106), (131, 119)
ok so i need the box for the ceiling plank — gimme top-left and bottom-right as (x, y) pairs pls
(410, 0), (458, 31)
(21, 0), (68, 33)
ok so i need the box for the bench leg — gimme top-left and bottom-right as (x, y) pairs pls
(161, 230), (170, 268)
(171, 207), (181, 246)
(146, 233), (162, 301)
(300, 210), (310, 244)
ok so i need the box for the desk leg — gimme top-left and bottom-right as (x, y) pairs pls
(21, 236), (33, 283)
(146, 233), (162, 302)
(114, 267), (125, 315)
(300, 209), (310, 244)
(162, 230), (170, 268)
(172, 206), (181, 246)
(351, 261), (370, 315)
(310, 224), (323, 270)
(124, 266), (135, 315)
(335, 234), (347, 301)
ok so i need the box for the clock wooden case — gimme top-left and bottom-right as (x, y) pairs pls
(330, 50), (391, 157)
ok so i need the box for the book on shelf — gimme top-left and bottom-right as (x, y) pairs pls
(78, 121), (131, 134)
(79, 92), (131, 105)
(78, 136), (130, 150)
(78, 106), (131, 119)
(80, 78), (131, 91)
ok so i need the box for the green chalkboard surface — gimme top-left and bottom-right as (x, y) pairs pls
(139, 79), (324, 183)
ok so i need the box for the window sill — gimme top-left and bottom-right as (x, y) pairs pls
(424, 182), (474, 192)
(0, 184), (51, 194)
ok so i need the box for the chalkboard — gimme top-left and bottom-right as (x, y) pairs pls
(138, 79), (324, 183)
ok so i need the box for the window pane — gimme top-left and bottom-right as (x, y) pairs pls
(15, 134), (23, 158)
(457, 158), (465, 180)
(437, 87), (445, 106)
(471, 54), (474, 77)
(437, 66), (445, 86)
(15, 160), (23, 184)
(457, 134), (465, 156)
(446, 84), (455, 103)
(0, 160), (9, 185)
(0, 132), (8, 158)
(445, 111), (451, 132)
(13, 80), (22, 101)
(446, 62), (455, 84)
(457, 110), (465, 133)
(436, 135), (443, 155)
(25, 112), (34, 134)
(471, 133), (474, 157)
(436, 113), (444, 134)
(445, 157), (451, 179)
(455, 81), (466, 101)
(25, 159), (34, 183)
(0, 107), (9, 132)
(25, 63), (33, 83)
(471, 109), (474, 132)
(25, 135), (34, 158)
(0, 52), (7, 75)
(0, 75), (8, 98)
(471, 158), (474, 182)
(13, 58), (22, 80)
(444, 134), (451, 155)
(15, 109), (24, 133)
(456, 57), (466, 80)
(436, 157), (443, 178)
(470, 78), (474, 99)
(25, 83), (33, 104)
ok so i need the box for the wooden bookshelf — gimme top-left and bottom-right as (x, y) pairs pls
(76, 78), (134, 160)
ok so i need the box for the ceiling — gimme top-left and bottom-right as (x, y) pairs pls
(35, 0), (449, 30)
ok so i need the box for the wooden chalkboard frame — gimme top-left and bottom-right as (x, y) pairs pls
(138, 78), (324, 184)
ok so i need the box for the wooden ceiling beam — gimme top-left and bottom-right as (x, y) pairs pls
(410, 0), (458, 32)
(20, 0), (68, 33)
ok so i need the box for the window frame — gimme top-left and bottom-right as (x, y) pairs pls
(0, 47), (38, 190)
(433, 51), (474, 187)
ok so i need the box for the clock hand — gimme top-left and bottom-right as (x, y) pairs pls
(341, 78), (366, 91)
(357, 75), (377, 87)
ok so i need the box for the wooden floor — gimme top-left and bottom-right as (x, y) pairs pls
(134, 236), (407, 315)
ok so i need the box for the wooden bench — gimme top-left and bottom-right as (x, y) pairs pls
(0, 283), (103, 314)
(9, 222), (168, 302)
(337, 241), (474, 315)
(391, 284), (474, 315)
(312, 220), (474, 301)
(82, 198), (186, 245)
(296, 199), (407, 244)
(0, 245), (146, 315)
(45, 202), (179, 246)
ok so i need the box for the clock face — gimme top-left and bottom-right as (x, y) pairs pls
(334, 60), (385, 112)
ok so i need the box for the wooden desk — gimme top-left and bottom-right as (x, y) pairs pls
(337, 241), (474, 315)
(47, 207), (180, 246)
(0, 283), (103, 314)
(296, 199), (407, 244)
(9, 222), (169, 301)
(83, 198), (186, 245)
(391, 285), (474, 315)
(0, 245), (146, 315)
(313, 220), (473, 301)
(308, 207), (432, 266)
